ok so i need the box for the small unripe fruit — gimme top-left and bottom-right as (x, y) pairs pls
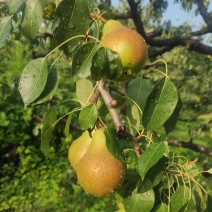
(68, 131), (92, 171)
(101, 20), (148, 81)
(77, 128), (126, 197)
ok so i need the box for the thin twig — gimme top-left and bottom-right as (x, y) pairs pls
(168, 140), (212, 157)
(97, 79), (124, 132)
(97, 79), (141, 157)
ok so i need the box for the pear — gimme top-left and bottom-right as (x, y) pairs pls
(102, 20), (123, 39)
(76, 127), (126, 197)
(101, 20), (148, 81)
(68, 130), (92, 171)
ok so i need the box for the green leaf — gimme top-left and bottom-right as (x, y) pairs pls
(54, 0), (92, 55)
(155, 98), (182, 135)
(124, 189), (155, 212)
(64, 113), (72, 137)
(41, 107), (57, 157)
(206, 195), (212, 212)
(171, 185), (191, 212)
(32, 66), (59, 105)
(76, 78), (94, 106)
(19, 58), (48, 108)
(126, 103), (141, 136)
(206, 168), (212, 174)
(0, 16), (13, 48)
(152, 203), (168, 212)
(162, 98), (182, 134)
(138, 142), (167, 179)
(142, 77), (178, 131)
(91, 47), (123, 81)
(138, 157), (166, 192)
(117, 172), (139, 198)
(72, 43), (98, 80)
(126, 76), (152, 110)
(78, 104), (98, 130)
(186, 193), (199, 212)
(104, 127), (125, 163)
(21, 0), (43, 39)
(5, 0), (26, 14)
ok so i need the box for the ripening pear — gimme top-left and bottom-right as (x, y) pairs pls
(101, 20), (148, 81)
(68, 131), (92, 171)
(102, 20), (123, 39)
(76, 128), (126, 197)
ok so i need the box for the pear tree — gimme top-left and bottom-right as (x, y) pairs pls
(0, 0), (212, 211)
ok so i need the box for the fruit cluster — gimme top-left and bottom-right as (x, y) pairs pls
(68, 128), (126, 197)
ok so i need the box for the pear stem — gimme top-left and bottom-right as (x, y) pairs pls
(97, 79), (141, 157)
(90, 12), (107, 23)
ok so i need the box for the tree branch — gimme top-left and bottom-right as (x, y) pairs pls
(97, 79), (141, 157)
(97, 79), (124, 132)
(168, 139), (212, 157)
(125, 0), (212, 56)
(115, 12), (132, 20)
(196, 0), (212, 27)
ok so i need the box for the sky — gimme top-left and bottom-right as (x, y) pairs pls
(111, 0), (212, 29)
(111, 0), (212, 45)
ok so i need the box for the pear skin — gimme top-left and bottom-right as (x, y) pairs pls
(76, 128), (126, 197)
(102, 20), (124, 39)
(101, 24), (148, 81)
(68, 131), (92, 171)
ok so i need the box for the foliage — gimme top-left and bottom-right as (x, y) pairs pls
(0, 0), (212, 211)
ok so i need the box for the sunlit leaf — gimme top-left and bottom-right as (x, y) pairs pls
(19, 58), (48, 108)
(126, 76), (152, 110)
(126, 103), (140, 136)
(72, 43), (98, 80)
(22, 0), (43, 39)
(124, 189), (155, 212)
(76, 78), (94, 107)
(138, 142), (167, 179)
(32, 66), (59, 105)
(54, 0), (93, 55)
(78, 104), (98, 130)
(155, 98), (182, 135)
(143, 77), (178, 131)
(152, 203), (168, 212)
(171, 185), (191, 212)
(0, 16), (13, 48)
(5, 0), (26, 14)
(41, 107), (57, 157)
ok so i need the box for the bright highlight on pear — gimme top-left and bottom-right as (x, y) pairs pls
(68, 130), (92, 171)
(101, 20), (148, 81)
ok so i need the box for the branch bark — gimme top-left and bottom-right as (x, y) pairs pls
(168, 139), (212, 157)
(196, 0), (212, 27)
(122, 0), (212, 56)
(97, 79), (141, 157)
(97, 79), (124, 132)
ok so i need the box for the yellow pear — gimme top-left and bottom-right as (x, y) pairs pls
(76, 127), (126, 197)
(68, 130), (92, 171)
(101, 20), (148, 81)
(102, 20), (123, 39)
